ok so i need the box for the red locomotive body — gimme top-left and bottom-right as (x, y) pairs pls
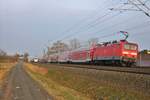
(91, 40), (138, 66)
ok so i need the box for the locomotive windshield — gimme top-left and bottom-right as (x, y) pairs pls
(124, 44), (137, 50)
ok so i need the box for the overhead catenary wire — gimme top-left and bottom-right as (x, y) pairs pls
(137, 0), (150, 10)
(59, 12), (120, 41)
(47, 0), (111, 43)
(110, 0), (150, 17)
(78, 18), (150, 44)
(60, 11), (124, 41)
(144, 0), (150, 4)
(48, 0), (127, 44)
(81, 12), (135, 36)
(44, 0), (117, 54)
(127, 0), (150, 17)
(71, 2), (150, 48)
(46, 0), (150, 50)
(81, 0), (149, 42)
(61, 11), (149, 46)
(125, 21), (150, 31)
(87, 14), (150, 36)
(53, 13), (145, 45)
(80, 23), (150, 46)
(57, 3), (130, 42)
(46, 20), (150, 53)
(60, 11), (122, 41)
(98, 21), (150, 39)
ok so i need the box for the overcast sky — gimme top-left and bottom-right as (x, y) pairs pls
(0, 0), (150, 57)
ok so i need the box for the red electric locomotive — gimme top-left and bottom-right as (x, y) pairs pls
(90, 40), (138, 66)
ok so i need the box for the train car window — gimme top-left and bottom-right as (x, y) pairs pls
(124, 44), (130, 49)
(124, 44), (137, 50)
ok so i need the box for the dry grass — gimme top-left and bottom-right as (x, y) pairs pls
(25, 63), (48, 75)
(0, 63), (16, 87)
(28, 63), (150, 100)
(24, 63), (91, 100)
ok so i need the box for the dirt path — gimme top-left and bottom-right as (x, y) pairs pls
(0, 62), (52, 100)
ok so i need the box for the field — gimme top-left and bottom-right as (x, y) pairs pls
(25, 63), (150, 100)
(0, 63), (15, 88)
(0, 56), (16, 87)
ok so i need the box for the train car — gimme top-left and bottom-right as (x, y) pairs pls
(48, 31), (138, 66)
(58, 51), (70, 63)
(30, 57), (39, 63)
(48, 40), (138, 66)
(91, 40), (138, 66)
(69, 47), (90, 64)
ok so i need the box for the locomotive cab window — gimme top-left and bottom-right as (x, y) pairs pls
(124, 44), (137, 50)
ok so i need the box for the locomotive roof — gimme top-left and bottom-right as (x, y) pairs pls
(96, 40), (137, 47)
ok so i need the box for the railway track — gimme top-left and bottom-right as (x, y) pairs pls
(46, 63), (150, 75)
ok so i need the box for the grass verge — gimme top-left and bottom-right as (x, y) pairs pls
(26, 63), (150, 100)
(0, 62), (16, 87)
(24, 63), (91, 100)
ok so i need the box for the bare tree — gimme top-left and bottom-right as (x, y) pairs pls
(14, 53), (20, 61)
(88, 38), (99, 47)
(0, 49), (7, 56)
(69, 38), (81, 50)
(24, 52), (29, 62)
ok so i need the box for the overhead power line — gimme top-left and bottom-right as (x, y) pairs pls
(60, 0), (149, 42)
(48, 0), (111, 43)
(60, 12), (122, 41)
(59, 11), (112, 41)
(61, 4), (126, 39)
(47, 0), (127, 44)
(59, 5), (126, 41)
(81, 19), (150, 42)
(136, 0), (150, 10)
(144, 0), (150, 4)
(110, 0), (150, 17)
(46, 0), (150, 49)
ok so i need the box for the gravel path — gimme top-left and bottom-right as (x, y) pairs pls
(0, 62), (52, 100)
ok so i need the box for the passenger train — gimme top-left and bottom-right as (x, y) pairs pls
(47, 32), (138, 67)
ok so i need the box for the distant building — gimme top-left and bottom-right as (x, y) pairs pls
(44, 41), (69, 61)
(47, 41), (69, 55)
